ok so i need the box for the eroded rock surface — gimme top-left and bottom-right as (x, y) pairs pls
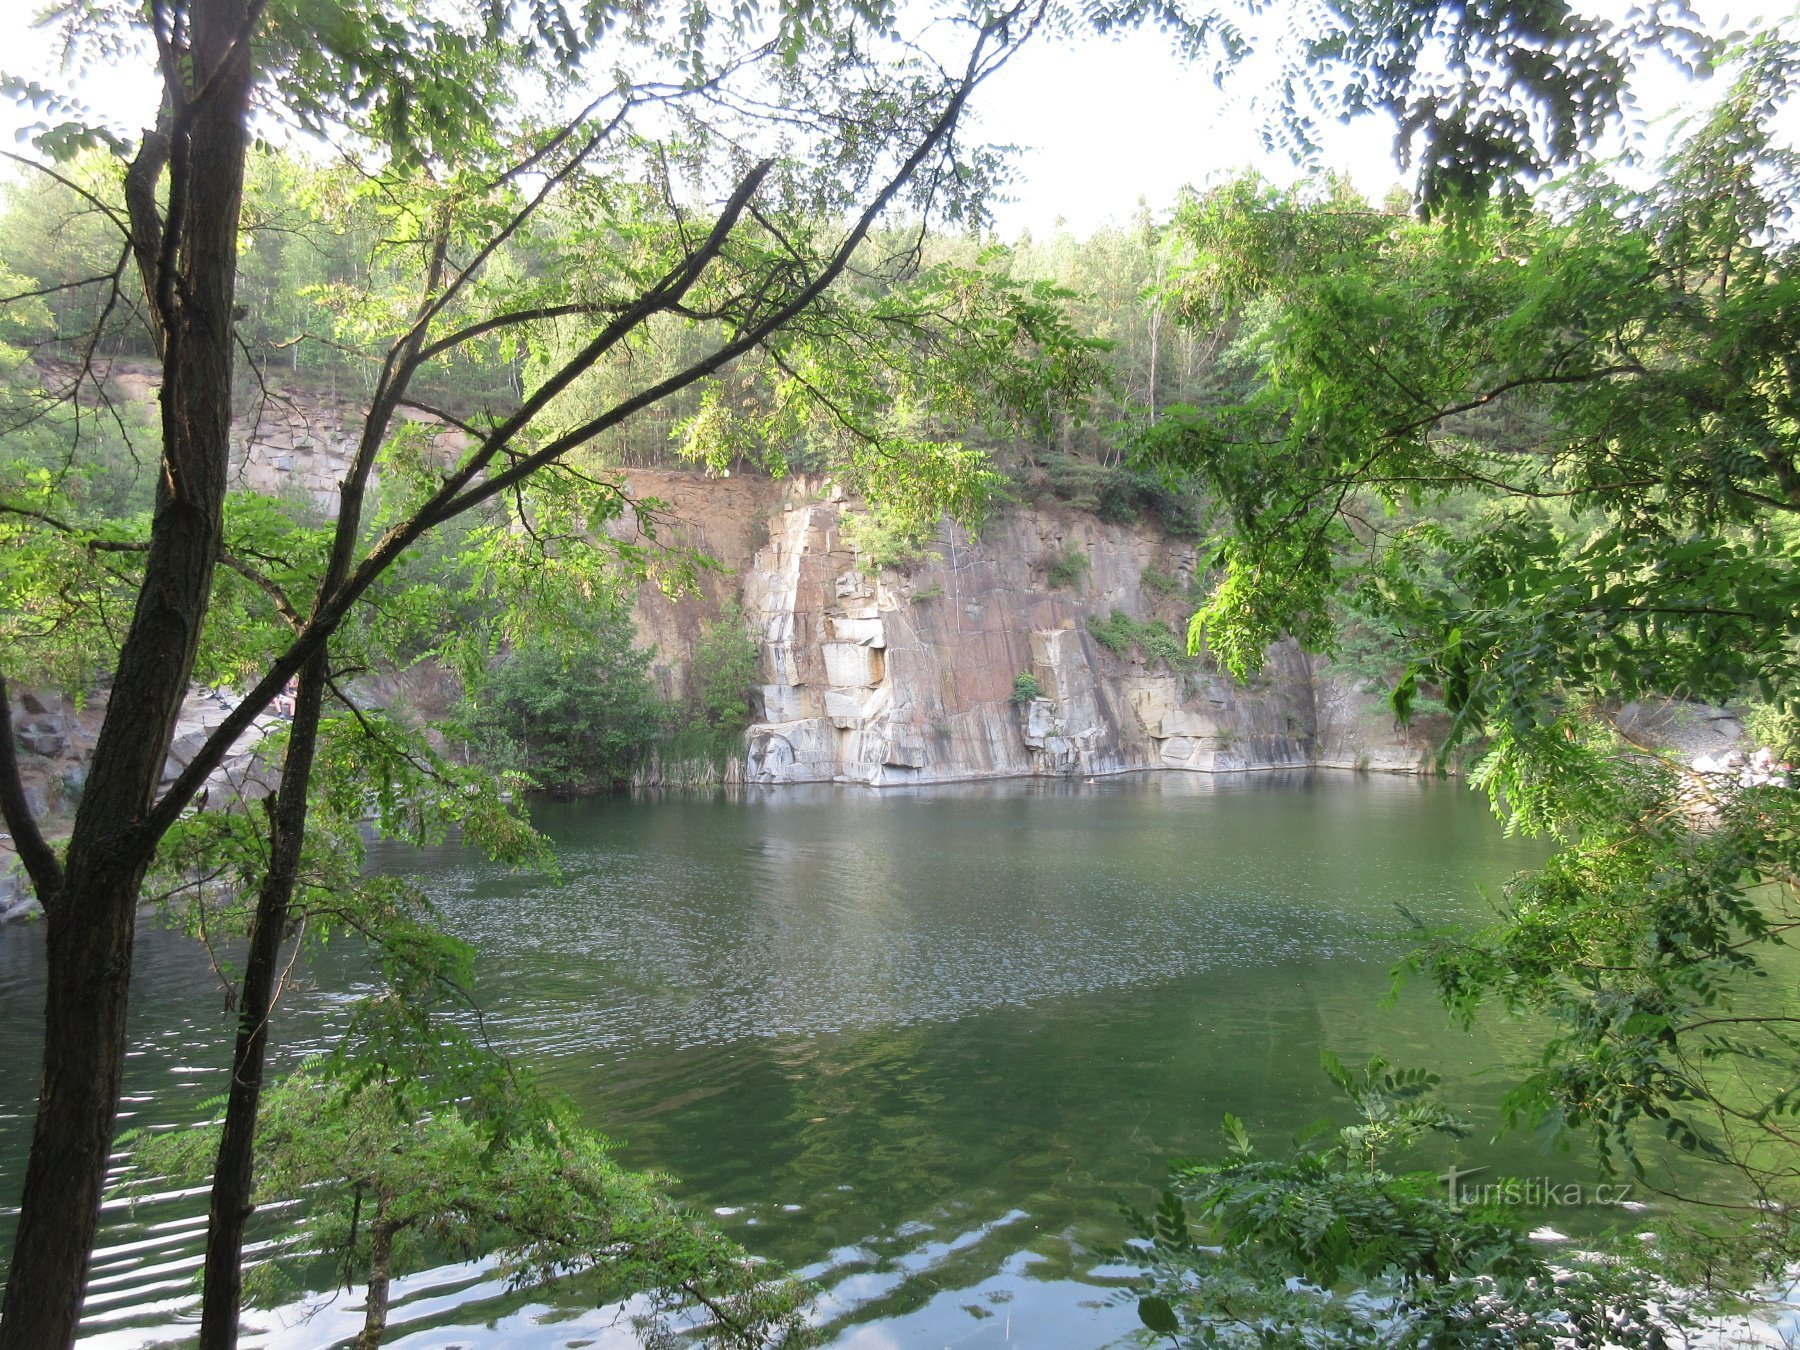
(616, 476), (1443, 786)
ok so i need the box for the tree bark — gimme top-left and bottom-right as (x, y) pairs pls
(353, 1218), (399, 1350)
(0, 2), (252, 1343)
(196, 653), (327, 1350)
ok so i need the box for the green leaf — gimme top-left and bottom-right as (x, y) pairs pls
(1138, 1294), (1181, 1336)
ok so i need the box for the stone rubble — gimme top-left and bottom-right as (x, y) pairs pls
(1690, 747), (1794, 790)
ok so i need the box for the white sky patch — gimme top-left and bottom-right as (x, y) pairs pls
(0, 2), (1796, 235)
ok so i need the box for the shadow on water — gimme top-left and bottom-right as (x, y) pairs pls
(0, 770), (1639, 1347)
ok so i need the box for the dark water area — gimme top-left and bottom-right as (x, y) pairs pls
(2, 770), (1639, 1348)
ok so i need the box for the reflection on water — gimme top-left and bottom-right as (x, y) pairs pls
(1, 771), (1568, 1347)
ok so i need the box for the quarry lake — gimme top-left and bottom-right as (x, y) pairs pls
(2, 770), (1608, 1348)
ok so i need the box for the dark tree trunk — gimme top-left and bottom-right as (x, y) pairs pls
(0, 1), (252, 1343)
(353, 1218), (399, 1350)
(196, 653), (327, 1350)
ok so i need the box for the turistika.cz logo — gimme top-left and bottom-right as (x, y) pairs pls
(1438, 1164), (1636, 1209)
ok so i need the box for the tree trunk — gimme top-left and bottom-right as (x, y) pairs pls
(0, 2), (252, 1343)
(353, 1219), (399, 1350)
(197, 653), (328, 1350)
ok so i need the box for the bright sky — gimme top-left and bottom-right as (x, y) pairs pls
(0, 2), (1795, 237)
(973, 1), (1800, 234)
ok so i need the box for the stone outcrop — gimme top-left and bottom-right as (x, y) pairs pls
(2, 686), (291, 920)
(29, 363), (1435, 789)
(52, 358), (470, 518)
(620, 475), (1441, 786)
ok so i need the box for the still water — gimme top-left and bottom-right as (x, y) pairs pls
(1, 771), (1585, 1347)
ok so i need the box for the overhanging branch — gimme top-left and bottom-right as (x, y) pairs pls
(140, 1), (1043, 842)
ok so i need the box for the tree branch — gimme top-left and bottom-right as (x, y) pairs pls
(141, 3), (1039, 841)
(1385, 363), (1649, 440)
(411, 302), (627, 365)
(0, 672), (65, 900)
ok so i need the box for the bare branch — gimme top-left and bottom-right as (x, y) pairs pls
(0, 274), (128, 306)
(0, 672), (65, 901)
(413, 302), (627, 365)
(0, 152), (131, 238)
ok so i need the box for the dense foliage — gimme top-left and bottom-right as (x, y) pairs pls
(461, 610), (664, 792)
(687, 601), (760, 739)
(1126, 31), (1800, 1341)
(137, 1065), (809, 1350)
(1089, 608), (1187, 667)
(1127, 1057), (1693, 1347)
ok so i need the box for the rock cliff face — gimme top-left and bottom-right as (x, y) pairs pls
(48, 366), (1438, 787)
(3, 365), (1437, 891)
(621, 473), (1441, 786)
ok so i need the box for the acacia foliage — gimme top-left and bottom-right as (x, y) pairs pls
(1145, 34), (1800, 769)
(1126, 1056), (1693, 1348)
(1129, 30), (1800, 1324)
(136, 1057), (809, 1349)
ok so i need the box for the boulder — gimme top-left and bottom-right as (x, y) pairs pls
(14, 723), (66, 758)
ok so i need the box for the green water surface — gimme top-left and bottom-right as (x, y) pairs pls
(1, 770), (1615, 1348)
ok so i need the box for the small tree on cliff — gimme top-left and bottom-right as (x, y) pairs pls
(463, 607), (665, 791)
(689, 601), (759, 735)
(0, 0), (1710, 1345)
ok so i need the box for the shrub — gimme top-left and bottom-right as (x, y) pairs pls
(1090, 608), (1187, 667)
(841, 509), (942, 571)
(643, 600), (763, 774)
(689, 600), (759, 735)
(1137, 623), (1184, 665)
(1019, 453), (1211, 539)
(462, 610), (662, 792)
(1089, 608), (1135, 656)
(1044, 546), (1090, 590)
(1010, 672), (1045, 704)
(1743, 699), (1800, 759)
(1140, 564), (1187, 599)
